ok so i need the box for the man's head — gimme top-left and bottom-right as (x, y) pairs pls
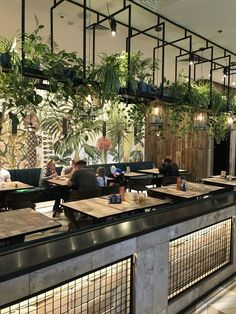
(46, 159), (56, 171)
(77, 159), (87, 169)
(71, 159), (79, 168)
(163, 157), (172, 164)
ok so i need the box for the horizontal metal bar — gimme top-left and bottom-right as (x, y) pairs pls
(127, 0), (236, 57)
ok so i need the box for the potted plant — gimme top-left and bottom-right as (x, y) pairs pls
(120, 51), (159, 97)
(96, 53), (123, 103)
(0, 35), (19, 70)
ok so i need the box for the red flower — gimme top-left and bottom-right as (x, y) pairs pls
(96, 136), (112, 151)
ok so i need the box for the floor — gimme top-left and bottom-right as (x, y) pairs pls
(188, 276), (236, 314)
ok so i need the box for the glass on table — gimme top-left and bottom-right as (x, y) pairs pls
(138, 192), (146, 204)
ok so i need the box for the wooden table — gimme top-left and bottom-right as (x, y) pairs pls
(0, 181), (33, 192)
(0, 208), (61, 246)
(149, 182), (225, 202)
(63, 193), (170, 219)
(124, 172), (148, 178)
(138, 168), (188, 175)
(47, 176), (69, 186)
(202, 176), (236, 190)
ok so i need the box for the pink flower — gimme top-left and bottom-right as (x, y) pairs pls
(96, 136), (112, 151)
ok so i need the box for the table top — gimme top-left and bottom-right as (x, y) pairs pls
(63, 193), (170, 218)
(149, 182), (224, 199)
(138, 168), (160, 174)
(138, 168), (188, 175)
(0, 181), (34, 192)
(202, 176), (236, 187)
(124, 172), (148, 178)
(47, 176), (69, 186)
(0, 208), (61, 240)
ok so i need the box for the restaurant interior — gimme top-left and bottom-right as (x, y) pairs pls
(0, 0), (236, 313)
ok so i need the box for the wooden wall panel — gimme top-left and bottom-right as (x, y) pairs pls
(145, 124), (210, 181)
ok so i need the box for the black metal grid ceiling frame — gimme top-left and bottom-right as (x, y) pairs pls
(21, 0), (236, 94)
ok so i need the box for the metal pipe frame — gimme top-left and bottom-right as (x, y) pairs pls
(127, 0), (236, 59)
(21, 0), (26, 70)
(23, 0), (236, 94)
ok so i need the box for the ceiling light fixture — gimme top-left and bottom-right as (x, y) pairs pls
(223, 66), (229, 78)
(110, 17), (117, 36)
(189, 53), (194, 66)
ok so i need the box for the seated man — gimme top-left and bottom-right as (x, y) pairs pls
(0, 165), (11, 182)
(65, 160), (99, 229)
(39, 159), (64, 216)
(68, 160), (98, 190)
(61, 159), (78, 178)
(159, 157), (180, 186)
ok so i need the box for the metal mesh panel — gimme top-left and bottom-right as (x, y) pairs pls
(0, 258), (132, 314)
(168, 219), (232, 299)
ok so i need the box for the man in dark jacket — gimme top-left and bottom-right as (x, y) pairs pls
(65, 160), (99, 229)
(159, 157), (180, 186)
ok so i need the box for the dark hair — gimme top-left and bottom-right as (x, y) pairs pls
(164, 157), (172, 163)
(77, 160), (87, 167)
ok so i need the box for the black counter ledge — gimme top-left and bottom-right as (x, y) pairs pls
(0, 191), (235, 282)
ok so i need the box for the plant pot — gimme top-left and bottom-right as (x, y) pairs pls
(0, 53), (11, 69)
(138, 82), (158, 98)
(127, 80), (138, 96)
(23, 60), (47, 80)
(53, 67), (76, 82)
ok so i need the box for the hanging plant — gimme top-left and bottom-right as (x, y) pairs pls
(127, 102), (152, 143)
(208, 114), (229, 143)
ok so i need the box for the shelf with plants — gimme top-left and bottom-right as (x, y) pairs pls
(153, 74), (236, 142)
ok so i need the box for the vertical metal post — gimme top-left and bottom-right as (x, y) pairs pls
(152, 46), (156, 84)
(193, 63), (196, 81)
(209, 47), (213, 109)
(227, 56), (231, 110)
(50, 6), (54, 52)
(21, 0), (26, 70)
(83, 0), (87, 79)
(92, 25), (96, 67)
(127, 5), (132, 82)
(160, 23), (165, 98)
(175, 55), (178, 83)
(188, 36), (192, 87)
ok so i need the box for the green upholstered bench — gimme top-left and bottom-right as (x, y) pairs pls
(7, 162), (154, 202)
(8, 167), (63, 203)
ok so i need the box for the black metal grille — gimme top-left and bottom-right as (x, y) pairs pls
(168, 219), (232, 299)
(0, 257), (132, 313)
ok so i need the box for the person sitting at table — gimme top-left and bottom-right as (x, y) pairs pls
(61, 159), (78, 178)
(0, 165), (11, 182)
(65, 160), (99, 229)
(96, 166), (108, 187)
(108, 165), (125, 186)
(67, 160), (98, 190)
(159, 156), (180, 186)
(39, 159), (63, 216)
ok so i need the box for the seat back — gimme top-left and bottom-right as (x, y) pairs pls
(128, 177), (153, 191)
(69, 189), (102, 201)
(101, 184), (119, 196)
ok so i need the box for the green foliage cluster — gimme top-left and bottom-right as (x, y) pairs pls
(162, 77), (236, 141)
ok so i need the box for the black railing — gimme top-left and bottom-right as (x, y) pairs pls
(0, 257), (133, 313)
(168, 219), (232, 299)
